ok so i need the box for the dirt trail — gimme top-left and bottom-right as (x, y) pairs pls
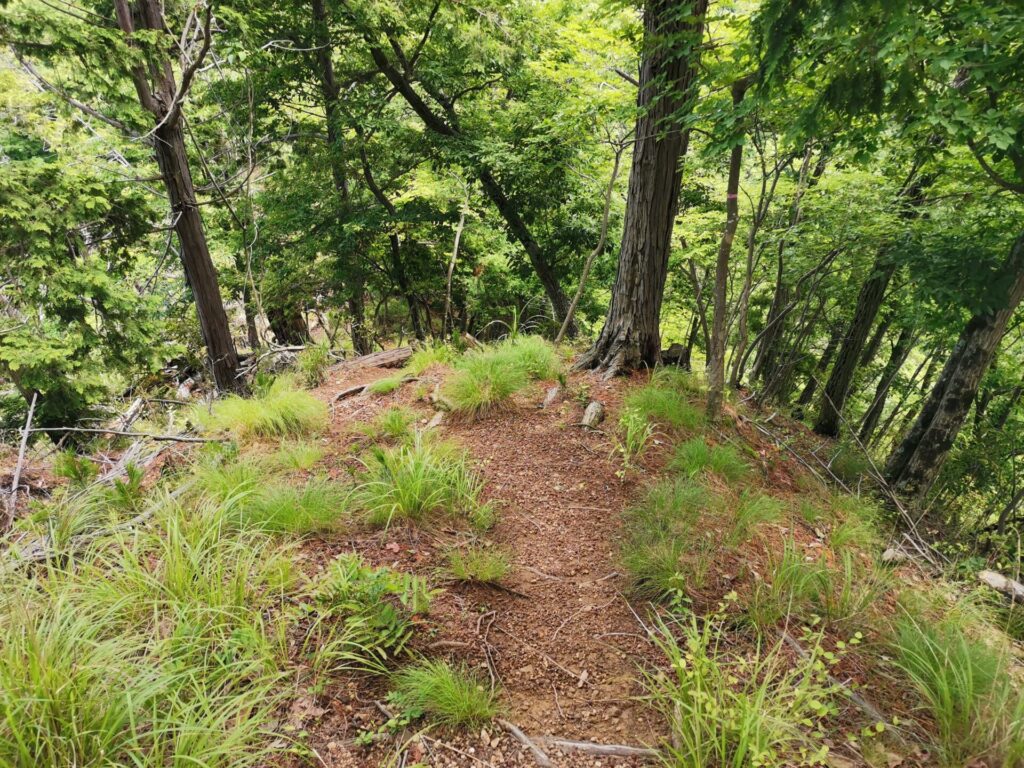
(296, 364), (665, 767)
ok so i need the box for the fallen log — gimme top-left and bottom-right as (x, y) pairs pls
(978, 569), (1024, 603)
(542, 384), (563, 409)
(333, 383), (369, 402)
(338, 346), (412, 370)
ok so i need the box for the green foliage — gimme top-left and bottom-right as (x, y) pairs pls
(728, 491), (785, 547)
(389, 659), (500, 728)
(743, 540), (825, 631)
(615, 407), (656, 472)
(311, 554), (437, 672)
(623, 384), (703, 430)
(404, 345), (454, 376)
(814, 551), (892, 628)
(295, 342), (331, 387)
(828, 443), (870, 485)
(621, 478), (718, 600)
(445, 545), (510, 584)
(53, 450), (98, 487)
(236, 478), (349, 535)
(647, 609), (841, 767)
(442, 336), (562, 417)
(354, 434), (489, 528)
(892, 615), (1024, 766)
(271, 440), (324, 470)
(191, 378), (327, 441)
(671, 438), (751, 482)
(367, 375), (407, 395)
(365, 406), (419, 441)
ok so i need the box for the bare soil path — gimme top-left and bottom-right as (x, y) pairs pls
(292, 363), (665, 767)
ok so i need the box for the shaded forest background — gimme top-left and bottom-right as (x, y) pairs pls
(1, 0), (1022, 562)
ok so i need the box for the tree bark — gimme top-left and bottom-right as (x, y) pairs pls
(857, 325), (915, 444)
(267, 305), (309, 346)
(812, 257), (896, 436)
(113, 0), (239, 391)
(707, 76), (753, 418)
(885, 233), (1024, 501)
(576, 0), (708, 375)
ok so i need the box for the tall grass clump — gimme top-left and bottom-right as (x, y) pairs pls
(671, 437), (750, 482)
(236, 477), (349, 534)
(621, 478), (718, 599)
(623, 384), (703, 430)
(405, 344), (454, 375)
(445, 545), (510, 584)
(390, 659), (500, 727)
(647, 610), (839, 767)
(743, 540), (825, 631)
(442, 336), (561, 417)
(650, 366), (706, 394)
(295, 342), (331, 387)
(191, 377), (327, 440)
(892, 615), (1024, 766)
(814, 550), (892, 628)
(363, 406), (418, 441)
(727, 491), (785, 547)
(0, 496), (296, 767)
(354, 434), (489, 528)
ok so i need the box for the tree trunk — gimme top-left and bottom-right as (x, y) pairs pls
(857, 325), (915, 444)
(859, 310), (893, 368)
(267, 305), (309, 346)
(885, 233), (1024, 501)
(812, 257), (896, 436)
(878, 350), (939, 448)
(707, 77), (752, 418)
(348, 288), (372, 355)
(576, 0), (708, 375)
(113, 0), (240, 391)
(796, 323), (842, 406)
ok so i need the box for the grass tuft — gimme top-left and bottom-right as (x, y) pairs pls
(623, 385), (703, 430)
(670, 437), (750, 482)
(445, 546), (510, 584)
(191, 377), (327, 441)
(236, 478), (349, 534)
(442, 336), (561, 417)
(354, 434), (487, 528)
(390, 659), (500, 728)
(271, 440), (324, 470)
(892, 615), (1024, 766)
(295, 342), (331, 387)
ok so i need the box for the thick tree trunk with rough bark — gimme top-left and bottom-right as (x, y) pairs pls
(858, 325), (915, 444)
(267, 305), (309, 346)
(576, 0), (708, 375)
(886, 233), (1024, 501)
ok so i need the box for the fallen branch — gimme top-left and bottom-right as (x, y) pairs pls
(498, 719), (552, 768)
(533, 737), (658, 759)
(978, 569), (1024, 603)
(3, 392), (37, 533)
(27, 427), (223, 443)
(338, 346), (413, 370)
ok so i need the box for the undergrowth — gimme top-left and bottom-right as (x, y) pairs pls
(445, 545), (510, 584)
(389, 659), (500, 727)
(191, 377), (327, 440)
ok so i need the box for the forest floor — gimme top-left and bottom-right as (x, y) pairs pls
(290, 362), (663, 767)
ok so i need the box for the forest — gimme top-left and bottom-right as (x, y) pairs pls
(1, 0), (1024, 766)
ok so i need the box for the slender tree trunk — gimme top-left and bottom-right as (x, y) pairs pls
(443, 210), (466, 339)
(576, 0), (708, 375)
(797, 323), (842, 406)
(707, 77), (752, 418)
(859, 311), (893, 368)
(858, 325), (915, 444)
(751, 145), (819, 383)
(113, 0), (239, 391)
(879, 351), (939, 448)
(886, 233), (1024, 502)
(812, 258), (896, 436)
